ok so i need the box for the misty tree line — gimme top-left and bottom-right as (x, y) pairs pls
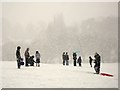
(3, 16), (118, 63)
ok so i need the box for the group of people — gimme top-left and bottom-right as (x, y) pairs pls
(62, 52), (101, 74)
(73, 52), (82, 67)
(16, 46), (101, 74)
(16, 46), (41, 69)
(62, 52), (82, 67)
(24, 48), (40, 67)
(62, 52), (69, 65)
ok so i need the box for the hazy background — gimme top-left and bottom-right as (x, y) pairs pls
(2, 2), (118, 63)
(0, 3), (1, 60)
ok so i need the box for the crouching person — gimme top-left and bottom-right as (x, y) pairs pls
(29, 56), (35, 66)
(35, 51), (40, 67)
(16, 46), (22, 69)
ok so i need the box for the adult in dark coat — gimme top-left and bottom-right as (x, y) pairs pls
(24, 48), (30, 66)
(89, 56), (93, 67)
(94, 52), (101, 74)
(62, 52), (65, 65)
(66, 52), (69, 65)
(73, 52), (77, 66)
(77, 56), (82, 67)
(16, 46), (21, 69)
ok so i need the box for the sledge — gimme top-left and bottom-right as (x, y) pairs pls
(100, 73), (114, 77)
(20, 58), (24, 65)
(20, 61), (24, 65)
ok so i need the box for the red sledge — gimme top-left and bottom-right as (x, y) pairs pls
(100, 73), (114, 77)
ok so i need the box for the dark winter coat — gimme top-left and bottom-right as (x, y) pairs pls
(62, 53), (66, 60)
(24, 50), (30, 58)
(29, 56), (35, 66)
(16, 50), (21, 59)
(94, 54), (101, 67)
(77, 56), (82, 63)
(89, 57), (93, 63)
(73, 53), (77, 60)
(66, 55), (69, 60)
(35, 52), (40, 63)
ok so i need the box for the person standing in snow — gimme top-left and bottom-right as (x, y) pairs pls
(62, 52), (66, 65)
(77, 56), (82, 67)
(24, 48), (30, 66)
(66, 52), (69, 66)
(89, 56), (93, 67)
(35, 51), (40, 67)
(73, 52), (77, 66)
(94, 52), (101, 74)
(16, 46), (22, 69)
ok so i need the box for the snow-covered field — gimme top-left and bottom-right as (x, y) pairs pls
(1, 61), (118, 88)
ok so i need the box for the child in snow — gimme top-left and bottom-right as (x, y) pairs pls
(35, 51), (40, 67)
(77, 56), (82, 67)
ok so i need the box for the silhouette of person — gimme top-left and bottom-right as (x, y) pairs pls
(94, 52), (101, 74)
(77, 56), (82, 67)
(62, 52), (65, 65)
(89, 56), (93, 67)
(16, 46), (21, 69)
(29, 55), (35, 66)
(73, 52), (77, 66)
(35, 51), (40, 67)
(24, 48), (30, 66)
(66, 52), (69, 66)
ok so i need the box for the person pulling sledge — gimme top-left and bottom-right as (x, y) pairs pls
(94, 52), (101, 74)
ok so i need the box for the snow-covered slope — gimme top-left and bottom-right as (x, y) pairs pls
(2, 61), (118, 88)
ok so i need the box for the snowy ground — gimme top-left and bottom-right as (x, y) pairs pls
(1, 61), (118, 88)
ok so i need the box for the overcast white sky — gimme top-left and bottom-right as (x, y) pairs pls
(3, 2), (117, 26)
(2, 2), (118, 43)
